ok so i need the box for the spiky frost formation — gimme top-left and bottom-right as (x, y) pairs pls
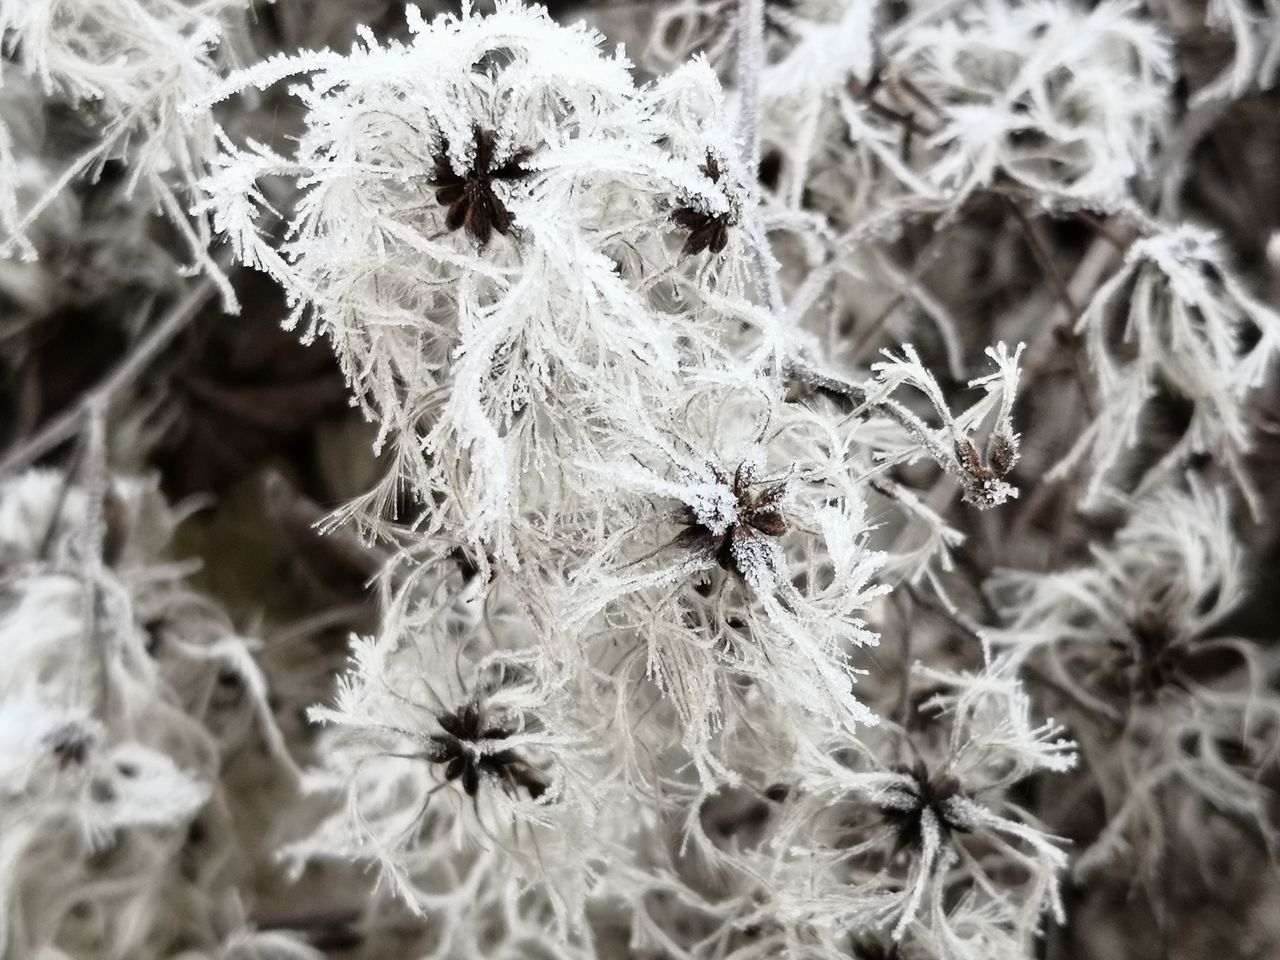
(1052, 226), (1280, 507)
(758, 667), (1075, 958)
(566, 384), (890, 772)
(194, 2), (767, 568)
(866, 341), (1025, 510)
(7, 0), (1280, 951)
(657, 0), (1174, 220)
(568, 663), (1075, 960)
(648, 0), (1280, 528)
(292, 586), (607, 931)
(891, 0), (1175, 205)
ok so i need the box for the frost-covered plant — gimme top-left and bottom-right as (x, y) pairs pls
(192, 2), (753, 566)
(672, 0), (1176, 228)
(1170, 0), (1280, 102)
(9, 0), (1280, 953)
(891, 0), (1174, 206)
(988, 481), (1280, 886)
(564, 383), (890, 773)
(0, 0), (250, 302)
(0, 470), (306, 959)
(187, 2), (1084, 955)
(1052, 225), (1280, 508)
(760, 666), (1075, 958)
(291, 583), (604, 930)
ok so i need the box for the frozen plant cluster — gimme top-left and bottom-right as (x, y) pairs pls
(0, 471), (311, 959)
(1, 0), (1280, 957)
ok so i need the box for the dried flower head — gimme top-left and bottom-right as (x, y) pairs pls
(876, 760), (974, 855)
(671, 151), (738, 256)
(427, 698), (549, 799)
(429, 124), (534, 246)
(678, 456), (789, 580)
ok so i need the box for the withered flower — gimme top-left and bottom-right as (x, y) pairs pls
(876, 760), (973, 855)
(678, 459), (787, 580)
(425, 699), (548, 799)
(45, 722), (95, 770)
(671, 152), (736, 257)
(953, 428), (1019, 508)
(430, 125), (533, 247)
(1105, 611), (1193, 704)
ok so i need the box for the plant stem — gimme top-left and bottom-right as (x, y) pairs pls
(0, 275), (218, 474)
(734, 0), (787, 330)
(79, 401), (110, 717)
(733, 0), (765, 177)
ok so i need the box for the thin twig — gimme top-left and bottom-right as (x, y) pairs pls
(0, 275), (218, 474)
(8, 273), (222, 721)
(851, 220), (955, 362)
(1019, 233), (1121, 383)
(37, 435), (86, 560)
(734, 0), (787, 327)
(894, 593), (915, 725)
(1000, 194), (1078, 320)
(1072, 209), (1128, 251)
(79, 401), (110, 717)
(786, 357), (951, 468)
(733, 0), (765, 178)
(1021, 661), (1123, 731)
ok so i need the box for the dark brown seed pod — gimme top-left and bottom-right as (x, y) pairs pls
(875, 760), (972, 855)
(429, 125), (533, 247)
(425, 699), (548, 800)
(678, 461), (788, 581)
(671, 152), (736, 257)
